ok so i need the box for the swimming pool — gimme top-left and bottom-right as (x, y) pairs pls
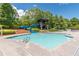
(7, 33), (72, 49)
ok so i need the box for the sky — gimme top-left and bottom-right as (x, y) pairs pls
(12, 3), (79, 19)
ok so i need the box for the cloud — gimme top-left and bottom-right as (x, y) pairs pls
(12, 5), (25, 17)
(12, 5), (17, 10)
(17, 9), (25, 17)
(25, 10), (28, 12)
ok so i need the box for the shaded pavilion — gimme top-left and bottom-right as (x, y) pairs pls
(38, 18), (49, 30)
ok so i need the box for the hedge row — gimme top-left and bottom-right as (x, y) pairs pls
(0, 29), (16, 35)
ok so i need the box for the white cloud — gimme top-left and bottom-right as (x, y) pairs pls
(12, 5), (17, 10)
(12, 5), (25, 17)
(25, 10), (28, 12)
(17, 9), (25, 17)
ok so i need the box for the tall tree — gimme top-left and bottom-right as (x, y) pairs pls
(43, 11), (53, 29)
(0, 3), (16, 28)
(24, 8), (44, 24)
(58, 16), (68, 30)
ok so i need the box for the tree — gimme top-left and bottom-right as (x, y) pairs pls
(24, 8), (44, 24)
(0, 3), (16, 28)
(58, 16), (68, 30)
(1, 4), (79, 30)
(20, 15), (31, 26)
(70, 17), (79, 26)
(53, 15), (60, 29)
(43, 11), (53, 29)
(70, 17), (79, 29)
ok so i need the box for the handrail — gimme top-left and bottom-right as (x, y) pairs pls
(22, 33), (31, 43)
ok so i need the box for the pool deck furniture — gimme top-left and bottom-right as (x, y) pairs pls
(0, 31), (79, 56)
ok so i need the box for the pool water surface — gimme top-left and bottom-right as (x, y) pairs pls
(7, 33), (72, 49)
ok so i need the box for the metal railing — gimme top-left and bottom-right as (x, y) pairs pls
(22, 34), (31, 43)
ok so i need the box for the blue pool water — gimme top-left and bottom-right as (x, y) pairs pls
(7, 33), (72, 48)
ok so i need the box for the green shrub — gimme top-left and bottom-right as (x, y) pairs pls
(49, 28), (58, 32)
(0, 29), (16, 35)
(3, 25), (10, 29)
(71, 25), (79, 30)
(32, 28), (40, 32)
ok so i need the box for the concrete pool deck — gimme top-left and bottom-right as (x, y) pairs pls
(0, 31), (79, 56)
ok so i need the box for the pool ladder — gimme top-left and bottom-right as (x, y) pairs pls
(22, 35), (30, 43)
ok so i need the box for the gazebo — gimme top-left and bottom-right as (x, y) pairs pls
(38, 18), (49, 30)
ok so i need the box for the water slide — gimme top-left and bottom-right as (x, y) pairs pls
(19, 24), (38, 33)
